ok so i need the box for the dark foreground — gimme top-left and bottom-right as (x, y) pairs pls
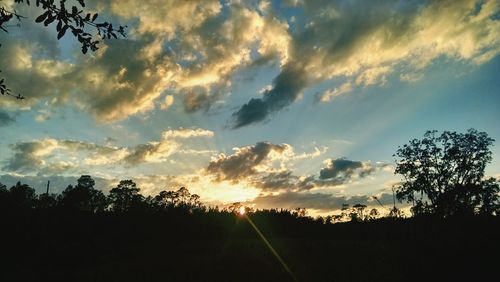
(1, 212), (499, 282)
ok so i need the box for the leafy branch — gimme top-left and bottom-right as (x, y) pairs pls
(1, 0), (127, 100)
(22, 0), (127, 54)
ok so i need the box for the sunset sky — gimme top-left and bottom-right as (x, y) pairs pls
(0, 0), (499, 215)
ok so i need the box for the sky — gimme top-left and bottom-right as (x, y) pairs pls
(0, 0), (499, 215)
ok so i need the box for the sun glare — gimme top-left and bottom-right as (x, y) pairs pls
(239, 206), (246, 215)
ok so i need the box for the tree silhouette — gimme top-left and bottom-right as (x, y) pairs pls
(368, 208), (379, 220)
(151, 187), (203, 212)
(394, 129), (500, 217)
(36, 192), (57, 209)
(152, 190), (178, 210)
(351, 204), (367, 221)
(0, 181), (12, 210)
(108, 179), (143, 213)
(9, 181), (36, 209)
(61, 175), (107, 212)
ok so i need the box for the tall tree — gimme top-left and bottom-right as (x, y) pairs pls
(108, 180), (143, 213)
(61, 175), (107, 212)
(394, 129), (499, 217)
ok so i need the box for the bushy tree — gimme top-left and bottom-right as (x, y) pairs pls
(108, 180), (143, 213)
(61, 175), (107, 212)
(394, 129), (499, 217)
(151, 187), (203, 212)
(9, 181), (36, 209)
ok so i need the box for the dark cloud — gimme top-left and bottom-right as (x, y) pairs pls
(231, 65), (308, 128)
(3, 141), (50, 173)
(122, 142), (176, 166)
(2, 128), (213, 174)
(1, 139), (124, 174)
(0, 111), (15, 126)
(253, 171), (315, 191)
(205, 141), (319, 191)
(205, 142), (387, 192)
(229, 1), (414, 128)
(319, 158), (364, 180)
(249, 191), (397, 212)
(230, 0), (500, 128)
(206, 142), (289, 182)
(183, 90), (223, 113)
(315, 158), (383, 187)
(255, 170), (296, 190)
(59, 140), (118, 154)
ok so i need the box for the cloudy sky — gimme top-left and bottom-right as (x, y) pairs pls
(1, 0), (499, 215)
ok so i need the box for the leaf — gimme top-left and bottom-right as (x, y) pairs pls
(92, 13), (98, 22)
(57, 25), (68, 40)
(78, 0), (86, 7)
(35, 12), (48, 23)
(44, 15), (55, 26)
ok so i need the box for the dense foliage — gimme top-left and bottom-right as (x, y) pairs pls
(394, 129), (500, 217)
(1, 177), (498, 281)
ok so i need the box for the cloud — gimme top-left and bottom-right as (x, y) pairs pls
(129, 174), (185, 195)
(254, 171), (315, 191)
(161, 127), (214, 139)
(123, 141), (178, 165)
(1, 1), (294, 122)
(0, 110), (15, 126)
(1, 139), (131, 173)
(231, 0), (500, 127)
(2, 128), (215, 174)
(0, 40), (71, 108)
(173, 3), (291, 113)
(65, 38), (179, 123)
(316, 82), (352, 103)
(315, 158), (388, 187)
(107, 0), (222, 38)
(123, 128), (215, 165)
(3, 0), (495, 129)
(205, 141), (386, 192)
(160, 95), (174, 110)
(319, 158), (363, 179)
(231, 65), (308, 128)
(206, 142), (291, 183)
(205, 141), (320, 191)
(3, 139), (61, 173)
(248, 191), (396, 212)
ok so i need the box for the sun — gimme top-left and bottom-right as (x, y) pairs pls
(239, 206), (246, 215)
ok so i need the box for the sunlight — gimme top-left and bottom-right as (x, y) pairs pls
(238, 206), (246, 215)
(194, 179), (261, 204)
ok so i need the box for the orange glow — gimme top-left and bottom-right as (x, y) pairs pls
(239, 206), (246, 215)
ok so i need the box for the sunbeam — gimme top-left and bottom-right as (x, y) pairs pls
(244, 214), (298, 282)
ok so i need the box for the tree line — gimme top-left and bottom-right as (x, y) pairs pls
(0, 176), (206, 214)
(1, 129), (499, 222)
